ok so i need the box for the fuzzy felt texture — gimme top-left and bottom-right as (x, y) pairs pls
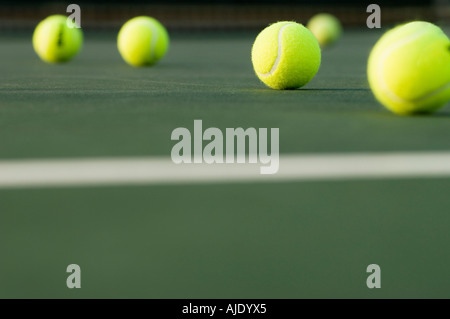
(367, 21), (450, 115)
(252, 21), (321, 90)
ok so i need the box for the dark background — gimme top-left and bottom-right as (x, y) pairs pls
(0, 1), (436, 4)
(0, 0), (444, 32)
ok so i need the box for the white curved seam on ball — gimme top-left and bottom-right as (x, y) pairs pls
(147, 21), (159, 61)
(258, 23), (294, 78)
(377, 29), (449, 104)
(410, 81), (450, 103)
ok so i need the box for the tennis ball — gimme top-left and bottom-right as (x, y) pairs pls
(367, 21), (450, 115)
(117, 16), (169, 67)
(32, 15), (83, 63)
(307, 13), (342, 47)
(251, 21), (321, 90)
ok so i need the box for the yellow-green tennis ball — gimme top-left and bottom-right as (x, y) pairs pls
(307, 13), (342, 47)
(32, 15), (83, 63)
(367, 21), (450, 115)
(251, 21), (321, 90)
(117, 16), (169, 67)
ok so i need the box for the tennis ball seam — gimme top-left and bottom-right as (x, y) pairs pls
(32, 15), (83, 63)
(376, 29), (450, 105)
(252, 21), (321, 90)
(117, 16), (169, 67)
(147, 21), (159, 61)
(257, 22), (295, 78)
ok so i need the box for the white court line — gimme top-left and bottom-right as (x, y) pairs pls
(0, 152), (450, 189)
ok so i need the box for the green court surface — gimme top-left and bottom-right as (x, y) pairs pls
(0, 29), (450, 298)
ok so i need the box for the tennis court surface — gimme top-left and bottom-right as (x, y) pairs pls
(1, 1), (449, 298)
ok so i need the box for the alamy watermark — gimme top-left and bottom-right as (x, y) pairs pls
(171, 120), (279, 174)
(366, 4), (381, 29)
(366, 264), (381, 288)
(66, 4), (81, 28)
(66, 264), (81, 288)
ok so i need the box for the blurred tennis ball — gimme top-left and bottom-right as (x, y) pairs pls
(32, 15), (83, 63)
(251, 21), (321, 90)
(117, 16), (170, 67)
(307, 13), (342, 47)
(367, 21), (450, 115)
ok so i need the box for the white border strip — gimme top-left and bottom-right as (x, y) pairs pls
(0, 152), (450, 189)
